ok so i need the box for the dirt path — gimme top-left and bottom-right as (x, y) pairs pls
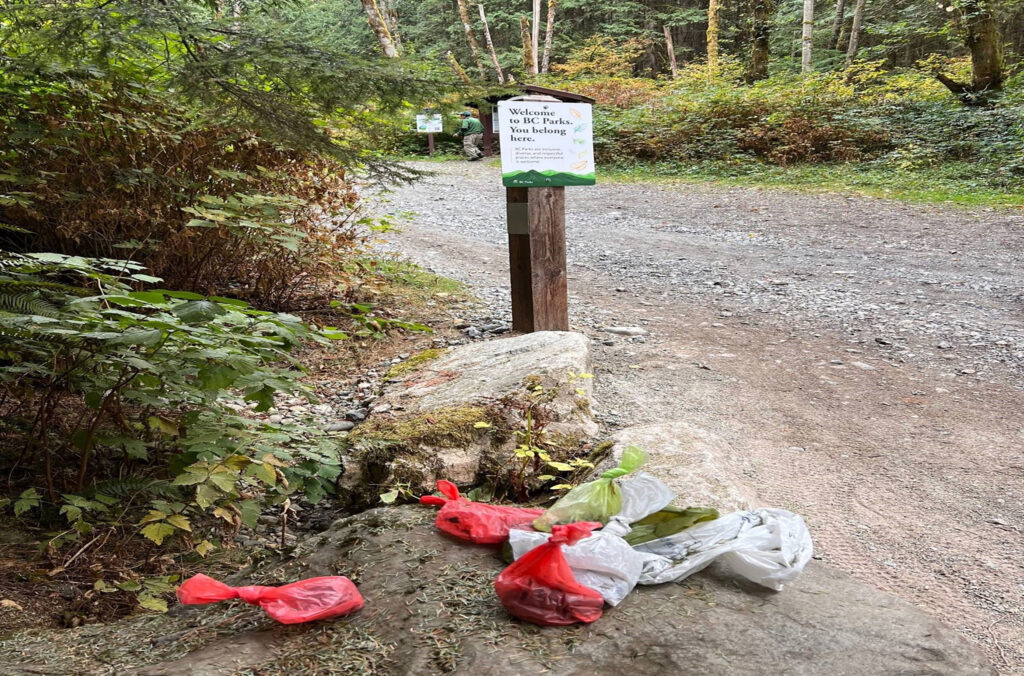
(374, 162), (1024, 672)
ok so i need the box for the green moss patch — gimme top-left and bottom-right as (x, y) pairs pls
(385, 347), (446, 380)
(352, 405), (498, 451)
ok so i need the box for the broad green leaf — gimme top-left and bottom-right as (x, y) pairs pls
(238, 499), (261, 529)
(139, 509), (168, 524)
(197, 364), (238, 391)
(379, 489), (399, 504)
(138, 595), (168, 613)
(148, 416), (179, 436)
(84, 391), (104, 410)
(244, 385), (275, 412)
(173, 471), (206, 486)
(171, 300), (227, 324)
(195, 540), (215, 557)
(166, 514), (191, 532)
(207, 472), (238, 494)
(195, 484), (221, 509)
(140, 522), (176, 545)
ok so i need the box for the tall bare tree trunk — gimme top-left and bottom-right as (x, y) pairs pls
(455, 0), (486, 79)
(746, 0), (776, 82)
(447, 51), (472, 84)
(532, 0), (541, 75)
(541, 0), (557, 74)
(520, 16), (537, 76)
(801, 0), (815, 73)
(664, 25), (679, 78)
(845, 0), (865, 64)
(707, 0), (721, 75)
(830, 0), (846, 50)
(478, 4), (505, 84)
(360, 0), (398, 58)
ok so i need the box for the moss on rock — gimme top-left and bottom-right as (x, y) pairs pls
(386, 348), (446, 380)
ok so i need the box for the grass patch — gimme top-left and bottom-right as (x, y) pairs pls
(360, 258), (467, 306)
(386, 347), (446, 380)
(602, 161), (1024, 208)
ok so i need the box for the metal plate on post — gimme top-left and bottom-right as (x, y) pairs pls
(506, 201), (529, 235)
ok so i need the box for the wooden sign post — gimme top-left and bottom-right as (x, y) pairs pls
(499, 97), (594, 333)
(415, 110), (443, 157)
(506, 186), (568, 331)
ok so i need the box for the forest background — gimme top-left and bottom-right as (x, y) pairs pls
(0, 0), (1020, 620)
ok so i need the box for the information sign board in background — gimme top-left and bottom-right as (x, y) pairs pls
(415, 113), (443, 134)
(498, 101), (594, 187)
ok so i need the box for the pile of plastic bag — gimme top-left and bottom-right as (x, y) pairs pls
(421, 446), (814, 625)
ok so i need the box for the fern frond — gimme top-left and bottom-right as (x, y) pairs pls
(0, 289), (60, 317)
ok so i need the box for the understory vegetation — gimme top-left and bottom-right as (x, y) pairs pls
(2, 0), (1022, 631)
(580, 61), (1024, 203)
(0, 0), (450, 618)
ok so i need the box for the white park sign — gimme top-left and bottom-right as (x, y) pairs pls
(498, 100), (595, 187)
(415, 113), (443, 133)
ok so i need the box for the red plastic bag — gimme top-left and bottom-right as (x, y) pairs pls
(420, 480), (544, 544)
(494, 522), (605, 626)
(176, 574), (363, 624)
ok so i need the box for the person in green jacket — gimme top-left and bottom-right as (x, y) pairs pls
(455, 111), (485, 161)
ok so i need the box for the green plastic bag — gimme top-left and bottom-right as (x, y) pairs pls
(622, 506), (720, 546)
(533, 447), (647, 532)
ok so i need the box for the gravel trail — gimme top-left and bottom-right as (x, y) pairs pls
(375, 161), (1023, 672)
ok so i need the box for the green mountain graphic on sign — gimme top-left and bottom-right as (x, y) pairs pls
(502, 170), (596, 187)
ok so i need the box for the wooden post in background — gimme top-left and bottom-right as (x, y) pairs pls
(427, 132), (435, 156)
(480, 109), (494, 157)
(506, 186), (568, 332)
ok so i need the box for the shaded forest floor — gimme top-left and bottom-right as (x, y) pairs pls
(377, 161), (1023, 672)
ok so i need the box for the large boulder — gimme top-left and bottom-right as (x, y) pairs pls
(0, 506), (993, 675)
(603, 422), (759, 512)
(339, 332), (599, 506)
(379, 331), (597, 438)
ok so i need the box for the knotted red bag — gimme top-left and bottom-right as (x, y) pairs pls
(420, 480), (544, 544)
(176, 574), (363, 624)
(493, 522), (605, 626)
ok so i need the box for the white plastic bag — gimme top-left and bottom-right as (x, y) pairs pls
(634, 508), (813, 590)
(508, 518), (655, 606)
(615, 471), (675, 523)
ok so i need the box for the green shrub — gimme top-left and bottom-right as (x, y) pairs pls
(0, 248), (346, 552)
(0, 78), (363, 309)
(591, 61), (1023, 186)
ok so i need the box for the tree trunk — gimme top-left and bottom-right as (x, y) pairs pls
(830, 0), (846, 50)
(520, 16), (537, 76)
(541, 0), (557, 74)
(360, 0), (398, 58)
(935, 0), (1004, 98)
(455, 0), (486, 79)
(845, 0), (865, 64)
(664, 25), (679, 78)
(478, 4), (505, 84)
(746, 0), (775, 82)
(801, 0), (815, 73)
(379, 0), (402, 52)
(707, 0), (721, 75)
(447, 51), (472, 84)
(532, 0), (542, 75)
(964, 0), (1003, 91)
